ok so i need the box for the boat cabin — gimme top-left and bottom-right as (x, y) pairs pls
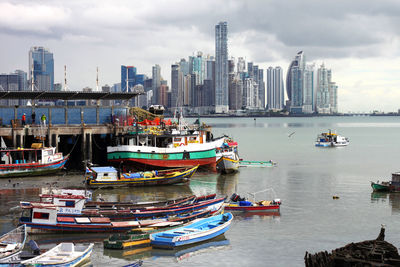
(20, 203), (59, 224)
(87, 166), (119, 181)
(0, 143), (62, 165)
(20, 193), (87, 215)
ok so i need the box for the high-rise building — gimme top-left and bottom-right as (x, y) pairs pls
(121, 65), (136, 92)
(152, 64), (161, 104)
(316, 63), (338, 114)
(257, 68), (265, 109)
(215, 21), (229, 113)
(29, 47), (54, 91)
(267, 67), (284, 110)
(237, 57), (246, 73)
(229, 75), (243, 110)
(158, 84), (169, 107)
(302, 64), (315, 113)
(286, 51), (305, 104)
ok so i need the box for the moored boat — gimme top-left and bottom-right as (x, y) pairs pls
(107, 113), (224, 171)
(103, 211), (213, 250)
(239, 160), (276, 168)
(0, 143), (69, 178)
(0, 224), (27, 264)
(216, 139), (239, 174)
(315, 130), (349, 147)
(224, 191), (281, 213)
(21, 242), (93, 266)
(21, 192), (224, 221)
(85, 165), (198, 188)
(150, 213), (233, 249)
(371, 172), (400, 192)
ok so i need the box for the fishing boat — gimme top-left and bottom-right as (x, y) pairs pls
(0, 143), (69, 178)
(0, 224), (27, 264)
(371, 172), (400, 192)
(85, 165), (198, 188)
(239, 160), (276, 168)
(103, 210), (212, 250)
(21, 192), (224, 220)
(315, 130), (349, 147)
(19, 197), (226, 233)
(107, 112), (225, 171)
(21, 242), (93, 266)
(150, 213), (233, 249)
(216, 139), (239, 174)
(224, 190), (281, 213)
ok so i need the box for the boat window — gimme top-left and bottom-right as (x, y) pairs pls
(174, 138), (181, 142)
(190, 137), (196, 141)
(63, 201), (75, 207)
(103, 173), (108, 176)
(33, 212), (50, 220)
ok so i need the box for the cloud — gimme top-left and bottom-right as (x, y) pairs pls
(0, 0), (400, 111)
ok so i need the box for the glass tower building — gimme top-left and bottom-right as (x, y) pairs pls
(121, 65), (137, 92)
(29, 47), (54, 91)
(215, 21), (229, 113)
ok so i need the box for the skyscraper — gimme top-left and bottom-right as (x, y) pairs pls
(152, 64), (161, 104)
(316, 63), (338, 114)
(267, 67), (284, 110)
(215, 21), (229, 113)
(121, 65), (136, 92)
(29, 47), (54, 91)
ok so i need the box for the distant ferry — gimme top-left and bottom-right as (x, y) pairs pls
(315, 130), (349, 147)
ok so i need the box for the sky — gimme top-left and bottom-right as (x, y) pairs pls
(0, 0), (400, 113)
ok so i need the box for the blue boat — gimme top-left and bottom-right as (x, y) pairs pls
(150, 213), (233, 249)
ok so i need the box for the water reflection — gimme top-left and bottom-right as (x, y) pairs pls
(216, 173), (239, 197)
(103, 235), (230, 262)
(371, 192), (400, 214)
(92, 185), (193, 203)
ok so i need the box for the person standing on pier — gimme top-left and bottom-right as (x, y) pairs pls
(41, 114), (46, 127)
(31, 111), (36, 125)
(22, 113), (26, 126)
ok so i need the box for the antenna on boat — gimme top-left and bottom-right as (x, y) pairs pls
(96, 66), (99, 92)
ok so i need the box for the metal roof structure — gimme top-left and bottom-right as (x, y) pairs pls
(0, 91), (141, 100)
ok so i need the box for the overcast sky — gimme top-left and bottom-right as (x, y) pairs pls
(0, 0), (399, 112)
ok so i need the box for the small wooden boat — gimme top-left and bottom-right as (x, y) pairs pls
(19, 198), (225, 233)
(104, 210), (212, 250)
(224, 191), (281, 213)
(216, 139), (239, 174)
(85, 165), (198, 188)
(0, 224), (27, 264)
(239, 160), (276, 167)
(21, 193), (224, 221)
(150, 213), (233, 249)
(371, 181), (391, 192)
(21, 242), (93, 266)
(0, 143), (69, 178)
(371, 172), (400, 192)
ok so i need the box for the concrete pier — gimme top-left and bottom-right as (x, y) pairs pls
(0, 124), (131, 169)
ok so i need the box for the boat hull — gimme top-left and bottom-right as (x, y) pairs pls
(371, 182), (392, 192)
(107, 140), (225, 171)
(150, 213), (233, 249)
(0, 156), (69, 178)
(22, 243), (93, 267)
(87, 166), (198, 188)
(224, 204), (280, 212)
(216, 157), (239, 174)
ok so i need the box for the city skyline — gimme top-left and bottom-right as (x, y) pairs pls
(0, 0), (399, 112)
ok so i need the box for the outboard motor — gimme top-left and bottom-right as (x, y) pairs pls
(273, 199), (281, 205)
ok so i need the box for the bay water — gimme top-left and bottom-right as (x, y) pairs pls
(1, 116), (400, 266)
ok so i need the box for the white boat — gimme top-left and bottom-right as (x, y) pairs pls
(21, 242), (93, 267)
(216, 139), (239, 174)
(0, 224), (27, 264)
(315, 130), (349, 147)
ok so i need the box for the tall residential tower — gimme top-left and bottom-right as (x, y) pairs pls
(215, 21), (229, 113)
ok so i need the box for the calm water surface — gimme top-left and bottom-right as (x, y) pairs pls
(1, 116), (400, 266)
